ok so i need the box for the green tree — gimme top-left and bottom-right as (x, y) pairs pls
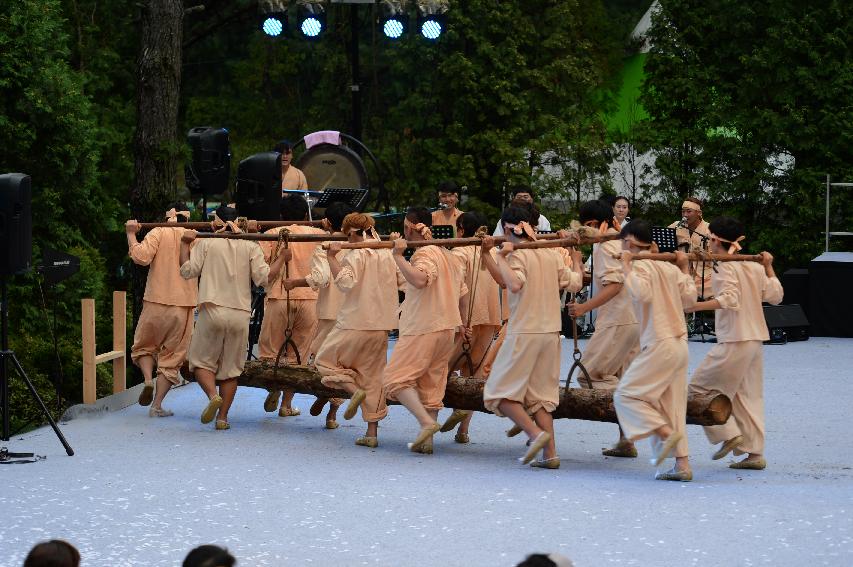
(642, 0), (853, 268)
(1, 0), (125, 429)
(181, 1), (623, 223)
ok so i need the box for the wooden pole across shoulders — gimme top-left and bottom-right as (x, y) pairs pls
(317, 231), (621, 251)
(196, 232), (344, 242)
(194, 233), (394, 242)
(615, 252), (765, 263)
(136, 220), (327, 230)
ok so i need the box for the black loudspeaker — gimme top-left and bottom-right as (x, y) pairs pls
(234, 152), (282, 221)
(186, 127), (231, 196)
(0, 173), (32, 276)
(763, 304), (809, 344)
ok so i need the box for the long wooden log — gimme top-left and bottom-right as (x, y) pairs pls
(237, 360), (731, 426)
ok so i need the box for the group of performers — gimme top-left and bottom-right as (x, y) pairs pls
(124, 183), (782, 480)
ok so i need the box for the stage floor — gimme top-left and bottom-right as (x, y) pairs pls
(2, 338), (852, 566)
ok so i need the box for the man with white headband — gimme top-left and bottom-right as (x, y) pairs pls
(481, 206), (583, 469)
(686, 216), (783, 471)
(126, 202), (198, 417)
(431, 180), (464, 236)
(668, 196), (712, 294)
(180, 206), (287, 430)
(614, 219), (697, 481)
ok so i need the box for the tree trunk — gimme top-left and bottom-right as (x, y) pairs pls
(238, 360), (731, 426)
(128, 0), (184, 375)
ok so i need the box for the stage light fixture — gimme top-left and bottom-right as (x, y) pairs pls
(262, 16), (284, 37)
(416, 1), (448, 41)
(384, 18), (405, 38)
(298, 2), (326, 39)
(420, 17), (441, 39)
(380, 1), (409, 40)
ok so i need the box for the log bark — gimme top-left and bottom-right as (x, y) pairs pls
(237, 360), (731, 426)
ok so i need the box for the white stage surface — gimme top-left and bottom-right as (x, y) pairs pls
(2, 338), (852, 566)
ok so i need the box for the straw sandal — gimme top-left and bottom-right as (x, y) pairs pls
(138, 384), (154, 407)
(653, 432), (683, 466)
(729, 457), (766, 470)
(263, 390), (281, 412)
(215, 419), (230, 431)
(200, 395), (223, 424)
(602, 440), (638, 458)
(506, 424), (523, 438)
(409, 423), (440, 453)
(310, 397), (329, 416)
(712, 435), (744, 460)
(278, 406), (300, 417)
(520, 432), (551, 465)
(355, 436), (378, 448)
(440, 410), (470, 433)
(343, 389), (366, 420)
(454, 432), (470, 444)
(530, 457), (561, 469)
(325, 419), (339, 430)
(412, 437), (433, 454)
(655, 467), (692, 481)
(148, 406), (173, 418)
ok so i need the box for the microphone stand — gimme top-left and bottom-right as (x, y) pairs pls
(687, 227), (714, 342)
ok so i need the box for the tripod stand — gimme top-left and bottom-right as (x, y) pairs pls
(0, 276), (74, 455)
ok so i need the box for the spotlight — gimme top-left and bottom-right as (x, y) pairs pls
(416, 1), (448, 41)
(380, 1), (409, 40)
(383, 18), (405, 39)
(298, 2), (325, 39)
(260, 11), (286, 37)
(419, 17), (442, 39)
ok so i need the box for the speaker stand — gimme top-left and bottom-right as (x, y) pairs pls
(0, 277), (73, 455)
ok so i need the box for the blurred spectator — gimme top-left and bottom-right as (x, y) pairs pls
(23, 540), (80, 567)
(183, 545), (236, 567)
(515, 552), (574, 567)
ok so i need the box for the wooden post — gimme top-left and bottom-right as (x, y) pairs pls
(111, 291), (126, 395)
(81, 292), (128, 404)
(81, 299), (97, 405)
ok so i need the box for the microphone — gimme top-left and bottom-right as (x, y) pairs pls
(438, 202), (449, 210)
(678, 216), (688, 228)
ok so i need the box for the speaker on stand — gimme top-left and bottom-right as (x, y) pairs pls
(0, 173), (73, 457)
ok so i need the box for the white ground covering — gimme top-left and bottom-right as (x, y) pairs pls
(1, 337), (852, 566)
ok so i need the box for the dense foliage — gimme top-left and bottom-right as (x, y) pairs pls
(640, 0), (853, 265)
(1, 0), (134, 431)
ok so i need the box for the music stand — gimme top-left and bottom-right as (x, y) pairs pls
(430, 225), (455, 240)
(402, 225), (455, 260)
(651, 227), (678, 252)
(316, 188), (369, 210)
